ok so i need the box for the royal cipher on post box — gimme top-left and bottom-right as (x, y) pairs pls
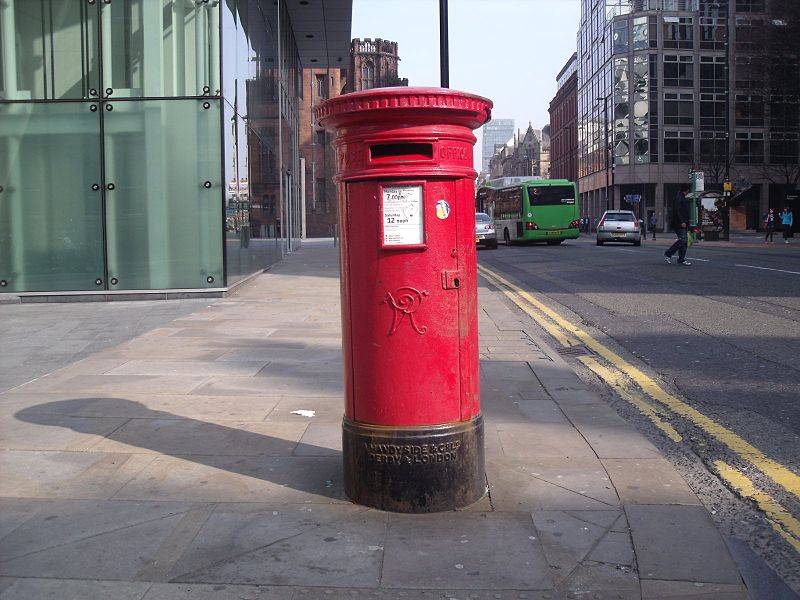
(316, 87), (493, 512)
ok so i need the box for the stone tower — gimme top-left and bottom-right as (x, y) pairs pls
(348, 38), (408, 92)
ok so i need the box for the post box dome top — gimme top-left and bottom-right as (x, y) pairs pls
(316, 87), (493, 131)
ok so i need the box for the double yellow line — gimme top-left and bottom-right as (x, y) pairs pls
(477, 263), (800, 553)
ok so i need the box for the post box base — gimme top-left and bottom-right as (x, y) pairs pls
(342, 414), (485, 513)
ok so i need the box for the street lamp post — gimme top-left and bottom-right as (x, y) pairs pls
(439, 0), (449, 88)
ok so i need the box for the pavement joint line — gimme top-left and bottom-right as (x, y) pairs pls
(0, 507), (198, 566)
(134, 503), (216, 581)
(576, 355), (683, 443)
(713, 460), (800, 554)
(477, 262), (800, 506)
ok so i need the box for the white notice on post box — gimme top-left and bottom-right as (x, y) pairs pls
(382, 185), (424, 246)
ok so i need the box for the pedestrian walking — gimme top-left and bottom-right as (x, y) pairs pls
(764, 208), (776, 243)
(781, 206), (794, 244)
(649, 212), (657, 240)
(664, 184), (692, 266)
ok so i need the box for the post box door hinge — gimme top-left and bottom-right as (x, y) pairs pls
(441, 269), (463, 290)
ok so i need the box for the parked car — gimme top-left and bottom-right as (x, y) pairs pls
(475, 212), (498, 249)
(596, 210), (642, 246)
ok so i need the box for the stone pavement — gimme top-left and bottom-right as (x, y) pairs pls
(0, 240), (749, 599)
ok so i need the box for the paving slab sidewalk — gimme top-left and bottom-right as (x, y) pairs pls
(0, 241), (749, 600)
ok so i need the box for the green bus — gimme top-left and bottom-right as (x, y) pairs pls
(476, 179), (580, 245)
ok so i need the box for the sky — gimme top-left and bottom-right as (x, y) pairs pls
(351, 0), (582, 168)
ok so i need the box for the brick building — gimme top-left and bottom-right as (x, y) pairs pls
(549, 53), (579, 185)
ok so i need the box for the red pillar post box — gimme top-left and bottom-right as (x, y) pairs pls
(316, 87), (492, 512)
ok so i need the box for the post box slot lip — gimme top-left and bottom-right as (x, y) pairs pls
(370, 142), (434, 163)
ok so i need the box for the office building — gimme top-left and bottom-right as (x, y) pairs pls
(481, 119), (515, 174)
(0, 0), (352, 297)
(577, 0), (799, 231)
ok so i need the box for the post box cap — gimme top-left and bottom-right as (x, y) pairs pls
(316, 87), (493, 131)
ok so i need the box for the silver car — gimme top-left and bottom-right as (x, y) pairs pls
(475, 212), (498, 249)
(596, 210), (642, 246)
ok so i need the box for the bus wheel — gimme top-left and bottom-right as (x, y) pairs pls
(546, 239), (563, 245)
(504, 229), (511, 245)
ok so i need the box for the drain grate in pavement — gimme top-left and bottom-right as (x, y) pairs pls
(556, 345), (593, 357)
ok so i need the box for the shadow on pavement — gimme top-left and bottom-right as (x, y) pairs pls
(15, 398), (344, 500)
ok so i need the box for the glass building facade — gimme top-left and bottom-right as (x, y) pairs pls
(481, 119), (515, 173)
(0, 0), (350, 295)
(577, 0), (799, 231)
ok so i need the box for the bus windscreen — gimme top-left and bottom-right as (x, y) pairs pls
(528, 186), (576, 206)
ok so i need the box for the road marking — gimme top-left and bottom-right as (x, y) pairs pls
(714, 460), (800, 553)
(578, 355), (683, 443)
(477, 263), (800, 505)
(735, 264), (800, 275)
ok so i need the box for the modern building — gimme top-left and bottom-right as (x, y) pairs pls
(481, 119), (515, 173)
(549, 53), (579, 185)
(577, 0), (799, 231)
(0, 0), (352, 297)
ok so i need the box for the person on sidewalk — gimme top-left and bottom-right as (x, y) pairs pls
(649, 212), (657, 240)
(781, 206), (794, 244)
(664, 184), (692, 266)
(764, 208), (776, 243)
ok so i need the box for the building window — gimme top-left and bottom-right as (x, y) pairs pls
(735, 132), (764, 163)
(735, 95), (764, 127)
(361, 61), (375, 90)
(657, 0), (700, 8)
(700, 17), (726, 50)
(734, 56), (762, 91)
(735, 18), (763, 53)
(699, 93), (726, 130)
(664, 92), (694, 125)
(664, 131), (694, 163)
(649, 54), (659, 91)
(315, 74), (328, 98)
(663, 17), (693, 49)
(735, 0), (764, 12)
(315, 129), (326, 147)
(613, 19), (629, 54)
(615, 130), (630, 165)
(769, 136), (799, 164)
(699, 131), (728, 162)
(631, 17), (647, 50)
(769, 96), (800, 132)
(663, 55), (693, 88)
(699, 56), (726, 92)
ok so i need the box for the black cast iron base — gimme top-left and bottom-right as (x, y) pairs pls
(342, 414), (485, 513)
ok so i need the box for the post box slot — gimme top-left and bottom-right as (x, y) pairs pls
(370, 142), (433, 163)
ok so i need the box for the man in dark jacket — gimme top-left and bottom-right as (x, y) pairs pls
(664, 183), (692, 265)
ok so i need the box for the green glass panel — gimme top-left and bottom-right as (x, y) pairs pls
(103, 99), (223, 290)
(0, 103), (104, 292)
(0, 0), (99, 100)
(102, 0), (220, 98)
